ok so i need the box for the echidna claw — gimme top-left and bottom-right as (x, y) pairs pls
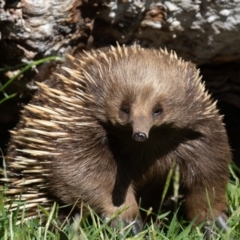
(131, 218), (143, 235)
(204, 215), (230, 240)
(204, 225), (217, 240)
(215, 215), (229, 232)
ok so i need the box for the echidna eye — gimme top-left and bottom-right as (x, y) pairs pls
(120, 105), (130, 115)
(153, 107), (162, 117)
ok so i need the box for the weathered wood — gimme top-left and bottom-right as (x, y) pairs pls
(93, 0), (240, 65)
(0, 0), (92, 90)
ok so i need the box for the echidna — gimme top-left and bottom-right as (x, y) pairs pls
(1, 45), (231, 236)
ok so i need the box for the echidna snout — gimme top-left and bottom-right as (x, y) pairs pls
(132, 132), (147, 142)
(131, 116), (152, 142)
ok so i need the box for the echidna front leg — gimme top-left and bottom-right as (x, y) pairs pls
(101, 185), (142, 235)
(96, 159), (143, 235)
(183, 187), (229, 239)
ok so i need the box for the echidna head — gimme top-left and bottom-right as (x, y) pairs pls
(81, 45), (215, 143)
(100, 58), (181, 143)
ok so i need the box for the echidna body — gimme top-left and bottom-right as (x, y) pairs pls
(2, 45), (231, 233)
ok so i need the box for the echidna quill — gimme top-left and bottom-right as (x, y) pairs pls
(1, 45), (231, 236)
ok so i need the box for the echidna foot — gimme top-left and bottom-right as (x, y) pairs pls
(103, 216), (143, 236)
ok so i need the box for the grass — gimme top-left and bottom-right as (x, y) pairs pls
(0, 56), (62, 105)
(0, 165), (239, 239)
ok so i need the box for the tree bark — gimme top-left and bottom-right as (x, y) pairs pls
(0, 0), (95, 91)
(93, 0), (240, 65)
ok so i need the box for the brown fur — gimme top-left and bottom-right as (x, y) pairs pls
(3, 45), (231, 228)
